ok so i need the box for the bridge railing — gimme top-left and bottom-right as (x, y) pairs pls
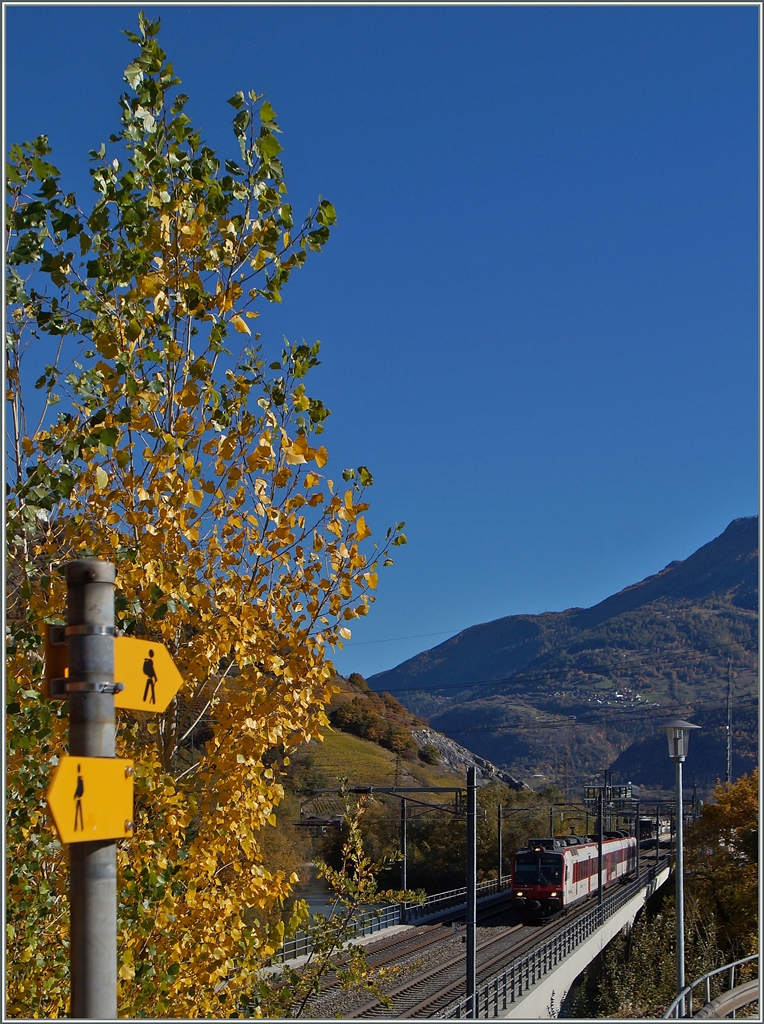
(663, 954), (758, 1019)
(276, 902), (402, 963)
(402, 877), (509, 923)
(276, 877), (511, 963)
(446, 857), (670, 1018)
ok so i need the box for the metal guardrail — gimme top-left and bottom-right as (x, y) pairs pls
(663, 954), (758, 1019)
(276, 877), (511, 963)
(446, 857), (670, 1018)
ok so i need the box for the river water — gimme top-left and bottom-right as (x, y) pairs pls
(289, 864), (338, 918)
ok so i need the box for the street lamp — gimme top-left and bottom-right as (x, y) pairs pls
(659, 719), (701, 1017)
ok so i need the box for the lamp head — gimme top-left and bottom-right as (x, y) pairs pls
(659, 719), (701, 762)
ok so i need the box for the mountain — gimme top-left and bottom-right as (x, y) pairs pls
(368, 517), (759, 794)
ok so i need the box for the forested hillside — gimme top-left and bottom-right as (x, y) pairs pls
(368, 518), (758, 793)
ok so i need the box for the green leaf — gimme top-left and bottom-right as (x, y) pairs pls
(124, 61), (144, 89)
(99, 427), (119, 447)
(227, 91), (245, 110)
(316, 200), (337, 227)
(358, 467), (373, 487)
(259, 100), (276, 123)
(152, 602), (168, 621)
(257, 132), (282, 159)
(233, 109), (250, 138)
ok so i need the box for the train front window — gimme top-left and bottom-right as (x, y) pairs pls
(514, 853), (562, 884)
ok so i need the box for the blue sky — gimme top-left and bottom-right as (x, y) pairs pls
(5, 4), (760, 679)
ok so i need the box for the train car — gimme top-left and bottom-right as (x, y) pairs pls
(510, 832), (637, 920)
(638, 818), (655, 841)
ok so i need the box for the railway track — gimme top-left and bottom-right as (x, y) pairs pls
(294, 898), (516, 1017)
(305, 857), (667, 1018)
(341, 861), (666, 1019)
(342, 912), (575, 1019)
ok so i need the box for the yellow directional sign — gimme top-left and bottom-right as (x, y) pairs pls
(46, 756), (134, 845)
(114, 638), (183, 713)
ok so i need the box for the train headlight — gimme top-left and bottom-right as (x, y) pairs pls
(550, 892), (558, 897)
(515, 891), (523, 897)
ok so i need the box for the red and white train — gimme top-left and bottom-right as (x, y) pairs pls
(510, 832), (637, 919)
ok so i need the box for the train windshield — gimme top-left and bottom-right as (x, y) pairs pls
(514, 853), (562, 884)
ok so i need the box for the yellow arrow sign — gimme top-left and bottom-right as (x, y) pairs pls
(114, 638), (183, 713)
(46, 756), (134, 845)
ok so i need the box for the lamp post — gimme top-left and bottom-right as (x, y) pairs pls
(660, 719), (701, 1017)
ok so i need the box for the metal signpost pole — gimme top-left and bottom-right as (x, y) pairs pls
(466, 766), (477, 1018)
(66, 559), (118, 1020)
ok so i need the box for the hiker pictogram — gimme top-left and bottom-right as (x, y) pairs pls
(114, 638), (183, 713)
(74, 764), (84, 831)
(47, 755), (134, 844)
(142, 650), (157, 704)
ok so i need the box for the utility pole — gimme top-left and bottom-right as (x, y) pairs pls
(466, 766), (477, 1018)
(67, 559), (119, 1019)
(635, 800), (640, 878)
(400, 797), (407, 891)
(725, 660), (732, 786)
(597, 789), (604, 908)
(656, 801), (660, 861)
(497, 804), (503, 887)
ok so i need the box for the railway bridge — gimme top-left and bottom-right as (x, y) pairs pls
(275, 848), (672, 1018)
(446, 855), (671, 1018)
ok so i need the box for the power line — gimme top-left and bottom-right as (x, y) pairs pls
(431, 694), (759, 736)
(344, 570), (757, 648)
(371, 638), (758, 697)
(346, 629), (463, 646)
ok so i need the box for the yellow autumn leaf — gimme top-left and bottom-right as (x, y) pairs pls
(284, 434), (312, 465)
(326, 519), (343, 538)
(95, 466), (109, 492)
(230, 314), (251, 335)
(138, 272), (164, 298)
(339, 627), (352, 640)
(355, 516), (372, 540)
(179, 221), (204, 249)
